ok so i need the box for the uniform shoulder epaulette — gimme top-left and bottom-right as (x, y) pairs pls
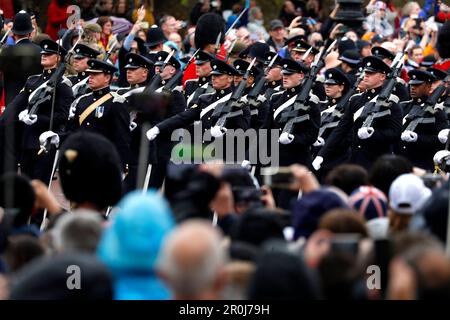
(396, 77), (406, 85)
(185, 79), (198, 84)
(173, 85), (183, 92)
(110, 91), (126, 103)
(348, 92), (363, 102)
(61, 76), (72, 87)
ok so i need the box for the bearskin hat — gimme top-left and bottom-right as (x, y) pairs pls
(194, 13), (225, 50)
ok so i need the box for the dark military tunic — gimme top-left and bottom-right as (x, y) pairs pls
(265, 85), (321, 167)
(313, 95), (351, 169)
(18, 69), (73, 183)
(66, 86), (131, 171)
(67, 71), (89, 86)
(396, 97), (448, 171)
(319, 86), (402, 170)
(184, 76), (214, 107)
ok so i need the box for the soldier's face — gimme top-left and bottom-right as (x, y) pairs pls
(41, 53), (59, 69)
(160, 65), (176, 80)
(73, 57), (89, 72)
(324, 83), (344, 98)
(88, 72), (111, 90)
(126, 67), (148, 85)
(266, 66), (282, 82)
(362, 71), (385, 90)
(410, 82), (431, 98)
(195, 62), (212, 78)
(233, 75), (243, 87)
(282, 72), (303, 89)
(212, 74), (232, 90)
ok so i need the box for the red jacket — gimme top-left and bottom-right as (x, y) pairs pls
(45, 0), (69, 40)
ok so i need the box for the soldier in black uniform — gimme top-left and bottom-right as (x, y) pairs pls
(265, 58), (321, 167)
(146, 50), (187, 188)
(288, 39), (326, 101)
(313, 68), (351, 178)
(263, 52), (283, 102)
(232, 59), (264, 129)
(397, 70), (448, 171)
(337, 50), (360, 85)
(16, 39), (73, 184)
(371, 46), (410, 102)
(184, 50), (215, 108)
(63, 59), (130, 174)
(313, 56), (402, 171)
(68, 44), (101, 98)
(146, 59), (250, 163)
(115, 53), (153, 192)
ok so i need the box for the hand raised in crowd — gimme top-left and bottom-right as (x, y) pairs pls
(289, 164), (320, 193)
(137, 5), (146, 23)
(31, 179), (61, 216)
(330, 23), (344, 40)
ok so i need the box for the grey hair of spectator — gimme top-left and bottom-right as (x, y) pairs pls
(51, 210), (103, 253)
(401, 2), (421, 18)
(157, 220), (228, 298)
(248, 6), (262, 22)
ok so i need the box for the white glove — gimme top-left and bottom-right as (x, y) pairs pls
(68, 105), (76, 120)
(357, 127), (374, 140)
(23, 114), (37, 125)
(211, 125), (227, 138)
(146, 126), (160, 141)
(401, 130), (418, 142)
(279, 132), (294, 144)
(313, 137), (325, 147)
(434, 150), (450, 166)
(39, 131), (60, 148)
(18, 109), (29, 122)
(438, 129), (450, 144)
(312, 156), (324, 171)
(129, 121), (137, 131)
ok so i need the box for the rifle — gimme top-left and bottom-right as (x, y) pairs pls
(0, 29), (10, 50)
(225, 38), (238, 62)
(214, 32), (222, 57)
(279, 40), (337, 135)
(225, 7), (248, 36)
(104, 37), (118, 62)
(404, 82), (447, 132)
(245, 53), (279, 110)
(160, 48), (200, 92)
(144, 49), (175, 94)
(318, 70), (365, 138)
(361, 42), (413, 128)
(212, 58), (256, 129)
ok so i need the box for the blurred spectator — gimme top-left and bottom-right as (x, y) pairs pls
(113, 0), (129, 19)
(318, 209), (368, 237)
(388, 174), (432, 233)
(97, 16), (115, 53)
(159, 15), (181, 39)
(325, 164), (369, 196)
(405, 45), (424, 70)
(369, 155), (413, 197)
(279, 0), (303, 27)
(365, 0), (394, 37)
(3, 235), (44, 272)
(98, 191), (175, 300)
(52, 210), (103, 254)
(247, 6), (268, 41)
(267, 19), (286, 52)
(157, 220), (227, 300)
(226, 3), (244, 31)
(349, 186), (388, 221)
(45, 0), (70, 41)
(94, 0), (114, 16)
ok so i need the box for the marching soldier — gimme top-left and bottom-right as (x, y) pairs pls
(313, 56), (402, 171)
(146, 59), (250, 161)
(233, 59), (264, 129)
(371, 46), (410, 102)
(397, 69), (447, 171)
(265, 58), (321, 167)
(337, 49), (360, 85)
(147, 50), (187, 188)
(184, 50), (215, 108)
(16, 39), (74, 183)
(63, 59), (131, 174)
(68, 44), (101, 98)
(263, 52), (283, 101)
(312, 68), (351, 177)
(116, 53), (153, 192)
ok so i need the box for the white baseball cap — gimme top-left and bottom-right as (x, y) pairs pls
(389, 174), (432, 215)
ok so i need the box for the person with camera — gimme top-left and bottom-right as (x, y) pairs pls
(313, 56), (402, 171)
(396, 70), (448, 172)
